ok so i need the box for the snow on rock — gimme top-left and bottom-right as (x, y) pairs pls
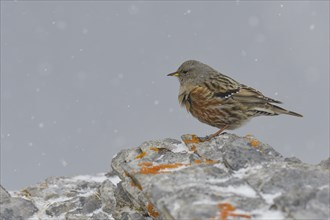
(1, 134), (329, 220)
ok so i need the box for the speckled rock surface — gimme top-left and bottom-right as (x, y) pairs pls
(0, 185), (38, 220)
(110, 133), (329, 220)
(1, 133), (329, 220)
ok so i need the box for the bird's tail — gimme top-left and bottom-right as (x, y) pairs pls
(272, 104), (303, 117)
(251, 104), (303, 117)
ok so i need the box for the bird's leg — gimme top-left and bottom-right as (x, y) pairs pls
(199, 125), (229, 142)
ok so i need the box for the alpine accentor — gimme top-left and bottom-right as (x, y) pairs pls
(168, 60), (302, 140)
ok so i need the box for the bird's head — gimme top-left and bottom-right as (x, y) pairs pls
(167, 60), (213, 85)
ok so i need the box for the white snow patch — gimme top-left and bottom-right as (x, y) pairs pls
(71, 173), (108, 183)
(155, 154), (164, 161)
(232, 165), (263, 179)
(192, 199), (219, 205)
(208, 184), (257, 198)
(319, 185), (329, 190)
(172, 143), (190, 153)
(206, 177), (230, 184)
(213, 163), (228, 170)
(260, 192), (282, 204)
(252, 208), (285, 220)
(109, 175), (122, 186)
(172, 201), (181, 212)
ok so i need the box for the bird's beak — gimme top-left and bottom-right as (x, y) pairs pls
(167, 72), (180, 77)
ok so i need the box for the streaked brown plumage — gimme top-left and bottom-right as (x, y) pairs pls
(168, 60), (302, 140)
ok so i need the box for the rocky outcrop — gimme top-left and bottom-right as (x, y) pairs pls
(1, 134), (329, 220)
(0, 185), (38, 220)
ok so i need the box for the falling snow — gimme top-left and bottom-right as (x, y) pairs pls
(60, 159), (68, 167)
(248, 16), (259, 27)
(184, 9), (192, 15)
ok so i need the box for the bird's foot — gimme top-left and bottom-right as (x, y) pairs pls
(198, 131), (228, 142)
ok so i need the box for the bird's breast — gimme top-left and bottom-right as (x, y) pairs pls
(179, 86), (219, 113)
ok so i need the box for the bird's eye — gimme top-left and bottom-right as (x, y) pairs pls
(182, 70), (188, 74)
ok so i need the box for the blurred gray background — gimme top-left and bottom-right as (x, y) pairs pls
(1, 1), (329, 190)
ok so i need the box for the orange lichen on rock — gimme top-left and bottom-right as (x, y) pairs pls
(244, 134), (260, 148)
(140, 163), (189, 174)
(138, 161), (153, 167)
(191, 145), (197, 152)
(218, 203), (251, 220)
(135, 151), (147, 159)
(194, 159), (202, 164)
(205, 159), (217, 164)
(183, 135), (201, 144)
(249, 139), (260, 148)
(147, 202), (159, 218)
(149, 147), (159, 152)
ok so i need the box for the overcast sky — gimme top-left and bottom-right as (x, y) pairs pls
(1, 1), (329, 190)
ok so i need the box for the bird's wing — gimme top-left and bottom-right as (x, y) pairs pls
(202, 73), (241, 98)
(232, 84), (282, 104)
(201, 73), (282, 104)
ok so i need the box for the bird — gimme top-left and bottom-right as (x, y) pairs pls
(167, 60), (303, 141)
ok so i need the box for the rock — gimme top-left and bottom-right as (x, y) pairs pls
(0, 185), (11, 204)
(318, 158), (330, 169)
(111, 133), (329, 220)
(1, 133), (329, 220)
(0, 185), (38, 220)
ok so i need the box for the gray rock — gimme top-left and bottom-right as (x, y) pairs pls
(0, 185), (38, 220)
(318, 157), (330, 169)
(0, 185), (11, 204)
(110, 133), (329, 220)
(2, 173), (116, 220)
(2, 133), (329, 220)
(100, 180), (117, 214)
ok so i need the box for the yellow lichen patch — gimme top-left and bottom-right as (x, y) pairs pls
(140, 163), (189, 175)
(147, 202), (159, 218)
(183, 135), (201, 144)
(135, 151), (147, 159)
(138, 161), (153, 167)
(217, 203), (251, 220)
(149, 147), (159, 152)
